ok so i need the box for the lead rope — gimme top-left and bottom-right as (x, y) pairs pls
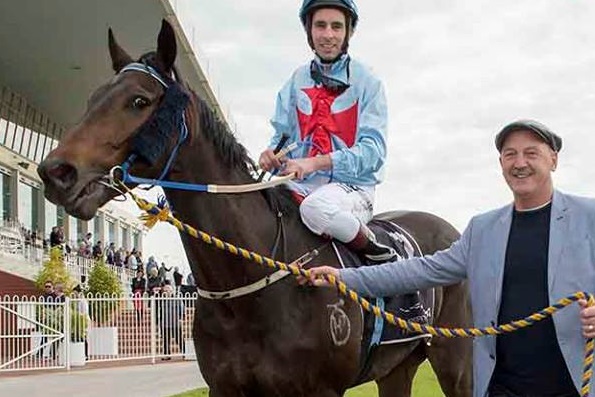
(122, 183), (594, 396)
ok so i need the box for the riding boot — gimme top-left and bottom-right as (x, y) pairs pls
(346, 224), (398, 263)
(347, 225), (428, 324)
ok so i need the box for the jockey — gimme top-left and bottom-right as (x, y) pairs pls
(259, 0), (396, 262)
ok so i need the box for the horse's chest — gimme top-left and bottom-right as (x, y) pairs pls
(196, 331), (297, 393)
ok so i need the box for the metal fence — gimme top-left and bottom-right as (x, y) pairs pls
(0, 233), (136, 287)
(0, 293), (197, 373)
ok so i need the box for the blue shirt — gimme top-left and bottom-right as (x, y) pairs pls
(270, 54), (388, 194)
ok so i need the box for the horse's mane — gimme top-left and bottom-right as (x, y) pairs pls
(138, 52), (299, 217)
(194, 95), (254, 173)
(193, 95), (299, 216)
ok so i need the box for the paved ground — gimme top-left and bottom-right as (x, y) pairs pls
(0, 361), (207, 397)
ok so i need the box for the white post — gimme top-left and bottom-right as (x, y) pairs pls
(150, 295), (156, 364)
(64, 297), (71, 371)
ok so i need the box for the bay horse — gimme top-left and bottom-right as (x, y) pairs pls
(38, 20), (471, 397)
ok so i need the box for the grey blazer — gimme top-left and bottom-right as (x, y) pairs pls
(340, 190), (595, 397)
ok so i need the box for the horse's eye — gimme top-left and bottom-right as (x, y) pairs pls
(131, 96), (150, 109)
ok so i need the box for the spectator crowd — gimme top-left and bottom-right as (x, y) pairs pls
(6, 222), (197, 296)
(45, 226), (196, 290)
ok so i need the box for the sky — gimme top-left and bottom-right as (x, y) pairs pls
(129, 0), (595, 271)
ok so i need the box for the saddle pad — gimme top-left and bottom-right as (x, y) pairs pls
(332, 219), (435, 384)
(334, 219), (435, 337)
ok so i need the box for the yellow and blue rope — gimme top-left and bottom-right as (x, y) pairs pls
(125, 185), (595, 396)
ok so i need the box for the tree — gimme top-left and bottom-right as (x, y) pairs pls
(35, 247), (75, 293)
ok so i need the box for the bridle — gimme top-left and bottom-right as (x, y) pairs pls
(101, 62), (191, 193)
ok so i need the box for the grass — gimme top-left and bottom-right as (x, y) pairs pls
(171, 360), (444, 397)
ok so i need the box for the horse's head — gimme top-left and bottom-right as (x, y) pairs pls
(38, 20), (188, 220)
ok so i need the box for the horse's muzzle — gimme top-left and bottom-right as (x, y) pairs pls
(38, 158), (78, 193)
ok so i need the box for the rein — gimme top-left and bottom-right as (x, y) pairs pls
(109, 166), (295, 194)
(122, 184), (595, 396)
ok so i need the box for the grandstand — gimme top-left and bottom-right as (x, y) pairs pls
(0, 0), (224, 293)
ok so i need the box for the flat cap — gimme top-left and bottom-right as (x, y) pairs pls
(495, 119), (562, 152)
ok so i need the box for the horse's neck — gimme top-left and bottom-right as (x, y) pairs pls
(166, 141), (275, 247)
(161, 134), (290, 292)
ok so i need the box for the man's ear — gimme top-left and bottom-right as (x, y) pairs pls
(348, 25), (355, 39)
(551, 151), (558, 171)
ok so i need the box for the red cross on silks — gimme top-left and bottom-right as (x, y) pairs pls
(297, 86), (358, 157)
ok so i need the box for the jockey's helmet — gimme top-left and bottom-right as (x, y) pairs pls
(299, 0), (359, 29)
(299, 0), (358, 55)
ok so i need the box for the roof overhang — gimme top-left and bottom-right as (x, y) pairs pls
(0, 0), (223, 132)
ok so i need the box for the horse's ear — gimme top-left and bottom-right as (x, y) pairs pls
(108, 28), (133, 73)
(156, 19), (177, 74)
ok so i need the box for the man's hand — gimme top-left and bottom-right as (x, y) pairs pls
(579, 299), (595, 338)
(280, 155), (332, 180)
(296, 265), (340, 287)
(258, 148), (285, 172)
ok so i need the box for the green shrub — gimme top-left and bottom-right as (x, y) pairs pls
(87, 259), (123, 295)
(35, 247), (75, 294)
(70, 309), (89, 342)
(86, 260), (123, 324)
(36, 304), (62, 332)
(36, 303), (89, 342)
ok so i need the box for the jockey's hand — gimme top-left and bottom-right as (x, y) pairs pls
(258, 149), (285, 172)
(281, 158), (314, 180)
(579, 298), (595, 338)
(296, 265), (340, 287)
(281, 155), (332, 180)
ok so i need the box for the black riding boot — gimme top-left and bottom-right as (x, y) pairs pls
(346, 225), (398, 262)
(347, 225), (428, 324)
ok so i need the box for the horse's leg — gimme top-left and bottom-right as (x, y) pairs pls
(376, 344), (425, 397)
(425, 337), (472, 397)
(425, 284), (473, 397)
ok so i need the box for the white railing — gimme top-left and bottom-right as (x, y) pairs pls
(0, 219), (24, 231)
(0, 236), (136, 286)
(63, 254), (136, 287)
(0, 295), (67, 372)
(0, 234), (24, 256)
(0, 293), (197, 373)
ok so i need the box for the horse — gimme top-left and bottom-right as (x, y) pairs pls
(37, 20), (472, 397)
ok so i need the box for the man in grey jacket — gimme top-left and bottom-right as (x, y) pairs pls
(306, 120), (595, 397)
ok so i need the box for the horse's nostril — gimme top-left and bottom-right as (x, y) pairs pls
(48, 163), (70, 179)
(42, 161), (78, 190)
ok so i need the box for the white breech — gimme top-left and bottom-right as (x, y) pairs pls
(299, 183), (375, 243)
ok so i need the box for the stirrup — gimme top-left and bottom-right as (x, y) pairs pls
(364, 246), (398, 262)
(398, 301), (429, 324)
